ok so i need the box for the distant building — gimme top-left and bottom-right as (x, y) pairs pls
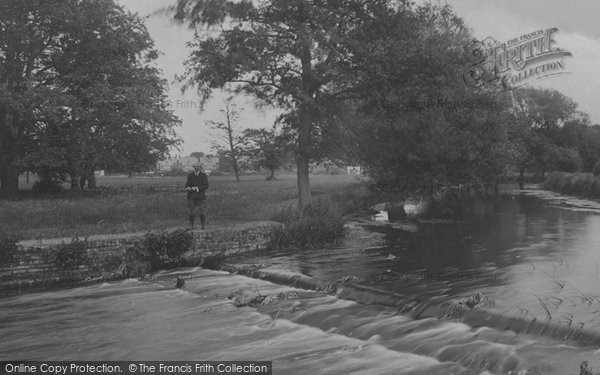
(157, 155), (218, 173)
(157, 156), (198, 172)
(198, 155), (218, 173)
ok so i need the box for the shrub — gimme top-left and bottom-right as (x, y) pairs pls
(121, 244), (152, 278)
(46, 238), (90, 272)
(547, 147), (582, 173)
(144, 229), (194, 269)
(268, 197), (346, 249)
(0, 235), (20, 267)
(88, 253), (123, 276)
(117, 229), (194, 277)
(543, 172), (600, 198)
(32, 178), (63, 193)
(543, 172), (567, 193)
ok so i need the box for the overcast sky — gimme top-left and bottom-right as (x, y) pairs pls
(117, 0), (600, 156)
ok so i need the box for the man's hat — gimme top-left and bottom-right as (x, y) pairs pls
(192, 163), (203, 168)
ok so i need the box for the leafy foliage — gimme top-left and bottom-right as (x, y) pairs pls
(143, 229), (194, 269)
(338, 2), (517, 188)
(122, 244), (153, 278)
(508, 87), (592, 178)
(0, 234), (20, 267)
(241, 128), (292, 180)
(0, 0), (180, 198)
(543, 172), (600, 198)
(45, 238), (90, 271)
(268, 197), (346, 249)
(173, 0), (434, 210)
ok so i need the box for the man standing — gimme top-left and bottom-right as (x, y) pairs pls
(185, 163), (209, 229)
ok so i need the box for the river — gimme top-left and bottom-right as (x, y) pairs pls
(2, 189), (600, 374)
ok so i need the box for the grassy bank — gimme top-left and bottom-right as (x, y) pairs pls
(542, 172), (600, 199)
(0, 174), (366, 240)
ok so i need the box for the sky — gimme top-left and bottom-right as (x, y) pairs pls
(117, 0), (600, 156)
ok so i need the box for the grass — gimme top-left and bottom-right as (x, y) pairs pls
(1, 174), (367, 240)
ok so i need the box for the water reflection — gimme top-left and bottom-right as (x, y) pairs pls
(4, 192), (600, 374)
(231, 193), (600, 336)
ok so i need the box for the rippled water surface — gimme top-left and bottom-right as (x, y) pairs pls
(3, 191), (600, 374)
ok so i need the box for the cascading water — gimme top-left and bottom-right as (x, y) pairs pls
(3, 192), (600, 374)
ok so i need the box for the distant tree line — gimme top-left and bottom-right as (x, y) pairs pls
(0, 0), (180, 197)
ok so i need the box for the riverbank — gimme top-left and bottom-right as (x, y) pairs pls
(0, 222), (279, 295)
(3, 187), (600, 373)
(208, 189), (600, 349)
(543, 171), (600, 201)
(0, 174), (365, 240)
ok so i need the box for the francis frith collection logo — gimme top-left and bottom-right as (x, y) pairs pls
(465, 27), (573, 89)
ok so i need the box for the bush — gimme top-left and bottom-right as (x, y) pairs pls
(0, 235), (20, 267)
(546, 146), (582, 173)
(45, 238), (90, 272)
(121, 244), (152, 278)
(543, 172), (600, 198)
(144, 229), (194, 269)
(32, 178), (63, 193)
(268, 197), (346, 249)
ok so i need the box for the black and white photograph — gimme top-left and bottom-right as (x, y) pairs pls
(2, 0), (600, 374)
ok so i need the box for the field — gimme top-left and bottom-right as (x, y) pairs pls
(1, 174), (367, 240)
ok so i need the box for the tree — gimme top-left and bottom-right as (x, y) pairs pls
(190, 151), (205, 160)
(241, 128), (292, 180)
(207, 98), (244, 182)
(48, 0), (180, 187)
(338, 2), (514, 189)
(0, 0), (180, 196)
(0, 0), (76, 198)
(511, 87), (582, 178)
(552, 119), (600, 172)
(171, 0), (408, 211)
(213, 148), (234, 175)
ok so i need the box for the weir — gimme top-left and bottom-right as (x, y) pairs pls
(3, 267), (591, 375)
(3, 190), (600, 374)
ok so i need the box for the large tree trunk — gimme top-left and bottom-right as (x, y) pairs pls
(0, 106), (18, 199)
(297, 104), (313, 213)
(225, 106), (241, 183)
(0, 163), (19, 199)
(296, 25), (317, 214)
(517, 168), (525, 190)
(79, 170), (96, 190)
(70, 173), (81, 191)
(232, 158), (240, 182)
(87, 171), (97, 189)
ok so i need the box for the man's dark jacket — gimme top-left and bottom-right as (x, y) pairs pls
(185, 172), (209, 200)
